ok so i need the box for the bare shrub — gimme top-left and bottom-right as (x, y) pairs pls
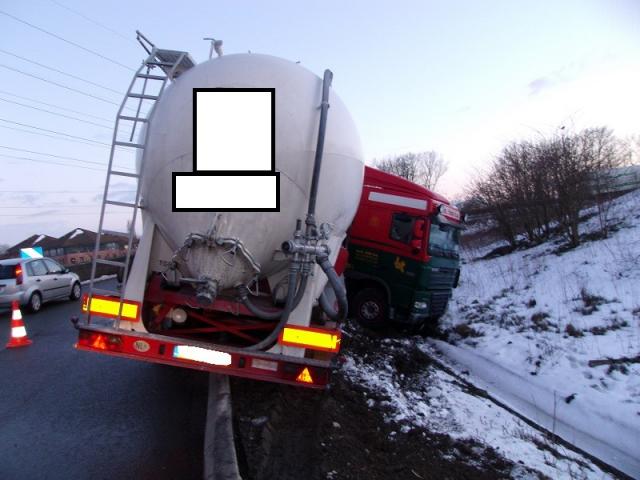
(374, 151), (448, 190)
(565, 324), (584, 338)
(466, 126), (629, 248)
(531, 311), (551, 331)
(450, 323), (483, 339)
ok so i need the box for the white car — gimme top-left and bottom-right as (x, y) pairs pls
(0, 257), (82, 312)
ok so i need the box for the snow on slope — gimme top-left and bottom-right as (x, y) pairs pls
(341, 330), (615, 479)
(440, 188), (640, 477)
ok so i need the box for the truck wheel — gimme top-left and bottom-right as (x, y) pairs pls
(351, 288), (387, 329)
(28, 292), (42, 313)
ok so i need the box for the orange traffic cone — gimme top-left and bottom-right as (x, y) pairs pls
(6, 300), (32, 348)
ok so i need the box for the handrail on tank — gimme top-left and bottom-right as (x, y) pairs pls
(136, 30), (154, 55)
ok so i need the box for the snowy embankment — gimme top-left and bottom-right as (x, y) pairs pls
(341, 330), (616, 479)
(440, 188), (640, 477)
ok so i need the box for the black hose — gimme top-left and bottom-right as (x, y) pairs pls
(243, 267), (300, 351)
(316, 254), (348, 321)
(240, 289), (281, 320)
(239, 274), (308, 321)
(318, 291), (340, 321)
(307, 69), (333, 221)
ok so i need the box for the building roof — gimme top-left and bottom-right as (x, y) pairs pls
(6, 228), (128, 252)
(7, 234), (61, 253)
(57, 228), (127, 247)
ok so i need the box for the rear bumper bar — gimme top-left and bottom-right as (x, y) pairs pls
(74, 324), (334, 389)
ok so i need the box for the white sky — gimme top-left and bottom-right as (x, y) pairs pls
(0, 0), (638, 245)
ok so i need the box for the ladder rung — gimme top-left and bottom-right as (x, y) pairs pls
(118, 115), (148, 123)
(110, 170), (139, 178)
(101, 229), (128, 237)
(96, 258), (127, 267)
(114, 141), (145, 149)
(146, 60), (174, 67)
(136, 73), (166, 80)
(128, 93), (159, 100)
(90, 288), (121, 297)
(105, 199), (137, 208)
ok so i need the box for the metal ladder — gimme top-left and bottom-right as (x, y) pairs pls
(86, 32), (195, 325)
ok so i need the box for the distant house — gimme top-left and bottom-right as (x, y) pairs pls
(1, 228), (132, 265)
(5, 234), (61, 258)
(57, 228), (130, 265)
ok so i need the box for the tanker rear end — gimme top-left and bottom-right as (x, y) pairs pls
(75, 40), (363, 389)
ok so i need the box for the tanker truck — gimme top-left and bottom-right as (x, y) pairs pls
(73, 36), (462, 388)
(74, 37), (362, 389)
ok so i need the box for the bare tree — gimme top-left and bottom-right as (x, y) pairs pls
(468, 126), (628, 249)
(374, 151), (448, 190)
(584, 128), (631, 238)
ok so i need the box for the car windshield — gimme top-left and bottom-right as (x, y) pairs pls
(0, 264), (18, 280)
(428, 222), (460, 258)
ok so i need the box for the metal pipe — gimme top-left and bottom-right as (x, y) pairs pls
(306, 69), (333, 225)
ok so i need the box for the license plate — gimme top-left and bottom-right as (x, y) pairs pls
(172, 345), (232, 366)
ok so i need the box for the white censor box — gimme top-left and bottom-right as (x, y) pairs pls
(173, 89), (279, 211)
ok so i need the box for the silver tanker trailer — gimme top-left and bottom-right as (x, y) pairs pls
(74, 35), (363, 388)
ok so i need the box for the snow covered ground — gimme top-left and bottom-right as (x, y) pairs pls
(440, 188), (640, 477)
(342, 189), (639, 479)
(341, 329), (617, 479)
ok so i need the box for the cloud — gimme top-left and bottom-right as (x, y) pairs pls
(527, 60), (589, 96)
(28, 209), (59, 217)
(528, 77), (555, 96)
(14, 194), (39, 205)
(92, 181), (135, 202)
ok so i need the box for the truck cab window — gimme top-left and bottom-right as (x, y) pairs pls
(428, 222), (460, 258)
(389, 213), (416, 244)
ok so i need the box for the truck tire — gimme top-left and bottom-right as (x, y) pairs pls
(350, 287), (387, 329)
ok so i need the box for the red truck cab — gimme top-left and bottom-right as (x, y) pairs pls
(345, 166), (463, 328)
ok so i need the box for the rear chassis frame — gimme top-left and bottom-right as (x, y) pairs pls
(74, 323), (334, 389)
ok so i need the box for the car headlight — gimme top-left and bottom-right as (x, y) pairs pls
(413, 301), (428, 310)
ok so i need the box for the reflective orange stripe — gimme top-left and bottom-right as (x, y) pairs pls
(82, 294), (140, 322)
(278, 325), (341, 353)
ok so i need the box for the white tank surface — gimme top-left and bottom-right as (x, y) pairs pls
(139, 54), (364, 290)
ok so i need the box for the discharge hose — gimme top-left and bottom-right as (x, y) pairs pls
(242, 266), (300, 351)
(316, 253), (348, 321)
(238, 273), (308, 321)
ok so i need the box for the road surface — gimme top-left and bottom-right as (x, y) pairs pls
(0, 280), (208, 480)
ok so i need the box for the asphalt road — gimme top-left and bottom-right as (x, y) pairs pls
(0, 280), (208, 480)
